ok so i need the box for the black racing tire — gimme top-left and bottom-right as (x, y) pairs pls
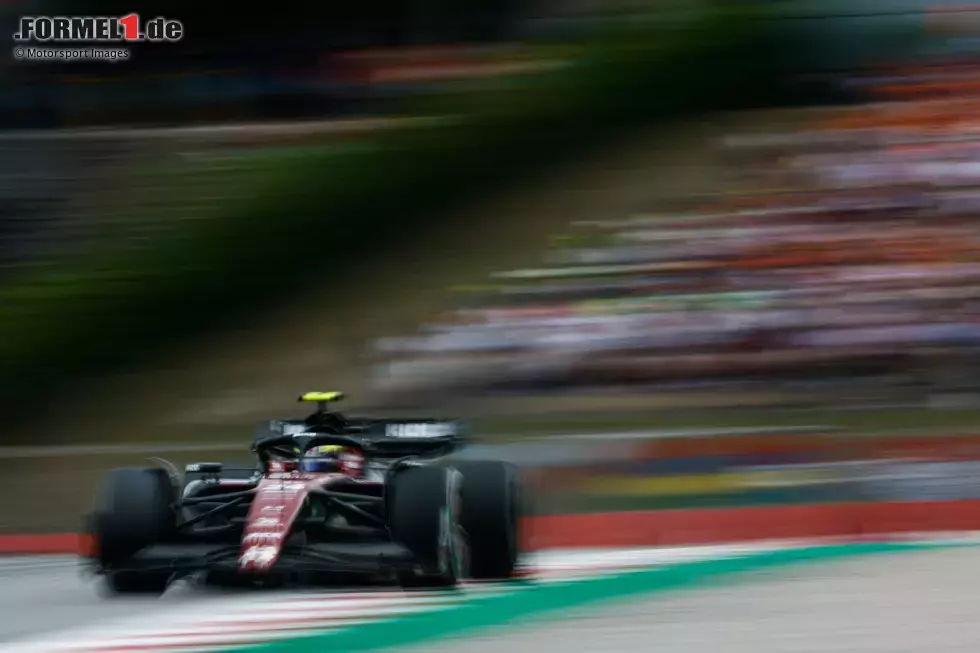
(453, 460), (522, 580)
(102, 569), (171, 596)
(388, 465), (463, 589)
(92, 467), (176, 596)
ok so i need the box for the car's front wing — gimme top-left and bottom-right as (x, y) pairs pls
(84, 541), (422, 583)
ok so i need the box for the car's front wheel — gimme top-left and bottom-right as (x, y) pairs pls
(90, 467), (176, 596)
(103, 569), (171, 595)
(388, 466), (465, 589)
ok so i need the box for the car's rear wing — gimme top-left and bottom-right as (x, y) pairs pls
(254, 418), (467, 459)
(361, 418), (466, 457)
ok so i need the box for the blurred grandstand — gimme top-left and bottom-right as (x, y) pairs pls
(370, 62), (980, 408)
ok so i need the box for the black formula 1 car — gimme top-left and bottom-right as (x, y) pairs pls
(82, 392), (522, 595)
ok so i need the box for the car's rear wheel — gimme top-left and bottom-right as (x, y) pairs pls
(388, 466), (464, 589)
(454, 460), (522, 580)
(91, 467), (176, 596)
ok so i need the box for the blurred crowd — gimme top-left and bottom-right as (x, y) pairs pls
(372, 60), (980, 401)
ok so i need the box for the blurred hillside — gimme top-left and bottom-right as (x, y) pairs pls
(0, 1), (809, 435)
(8, 117), (735, 444)
(0, 0), (949, 443)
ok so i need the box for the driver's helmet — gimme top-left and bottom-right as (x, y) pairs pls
(302, 444), (365, 476)
(301, 445), (345, 473)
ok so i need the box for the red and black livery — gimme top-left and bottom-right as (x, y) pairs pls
(82, 391), (522, 595)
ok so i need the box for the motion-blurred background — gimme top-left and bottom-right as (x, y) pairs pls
(4, 0), (980, 533)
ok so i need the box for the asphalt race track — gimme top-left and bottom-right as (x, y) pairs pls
(0, 557), (212, 643)
(414, 547), (980, 653)
(1, 547), (979, 651)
